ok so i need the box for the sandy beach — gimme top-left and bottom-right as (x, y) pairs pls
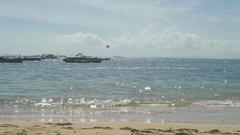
(0, 122), (239, 135)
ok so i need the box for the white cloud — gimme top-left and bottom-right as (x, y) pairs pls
(53, 25), (240, 58)
(0, 0), (144, 32)
(53, 32), (103, 46)
(0, 0), (202, 26)
(116, 25), (200, 48)
(76, 0), (203, 18)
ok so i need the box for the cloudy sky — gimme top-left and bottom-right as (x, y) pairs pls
(0, 0), (240, 58)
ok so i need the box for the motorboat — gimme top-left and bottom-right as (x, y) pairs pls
(0, 56), (22, 63)
(63, 53), (110, 63)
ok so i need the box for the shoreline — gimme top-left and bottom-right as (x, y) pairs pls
(0, 122), (239, 135)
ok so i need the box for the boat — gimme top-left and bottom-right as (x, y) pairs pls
(0, 56), (23, 63)
(63, 53), (110, 63)
(22, 55), (42, 61)
(41, 54), (58, 59)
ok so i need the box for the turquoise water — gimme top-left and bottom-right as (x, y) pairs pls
(0, 58), (240, 123)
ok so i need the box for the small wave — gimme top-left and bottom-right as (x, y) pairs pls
(72, 67), (201, 70)
(32, 98), (192, 108)
(7, 98), (239, 109)
(1, 98), (192, 109)
(193, 100), (240, 107)
(35, 102), (52, 107)
(62, 68), (71, 70)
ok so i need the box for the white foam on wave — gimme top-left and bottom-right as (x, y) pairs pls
(140, 103), (169, 107)
(120, 99), (132, 104)
(90, 104), (97, 109)
(144, 86), (152, 91)
(8, 97), (191, 109)
(35, 102), (52, 107)
(193, 100), (240, 108)
(35, 98), (54, 107)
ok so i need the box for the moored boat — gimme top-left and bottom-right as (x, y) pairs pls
(22, 56), (42, 61)
(63, 53), (110, 63)
(41, 54), (58, 59)
(0, 56), (23, 63)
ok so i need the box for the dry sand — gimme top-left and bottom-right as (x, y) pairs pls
(0, 122), (239, 135)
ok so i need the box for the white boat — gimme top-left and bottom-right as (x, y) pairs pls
(63, 53), (110, 63)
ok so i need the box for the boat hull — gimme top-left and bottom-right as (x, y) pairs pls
(63, 58), (103, 63)
(22, 57), (42, 61)
(0, 58), (23, 63)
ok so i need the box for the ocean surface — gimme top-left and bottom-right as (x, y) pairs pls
(0, 58), (240, 124)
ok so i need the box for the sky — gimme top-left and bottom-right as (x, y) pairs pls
(0, 0), (240, 58)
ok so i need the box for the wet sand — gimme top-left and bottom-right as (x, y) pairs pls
(0, 122), (239, 135)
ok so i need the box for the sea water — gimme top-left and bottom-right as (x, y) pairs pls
(0, 58), (240, 124)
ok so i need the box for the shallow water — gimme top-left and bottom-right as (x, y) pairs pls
(0, 58), (240, 123)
